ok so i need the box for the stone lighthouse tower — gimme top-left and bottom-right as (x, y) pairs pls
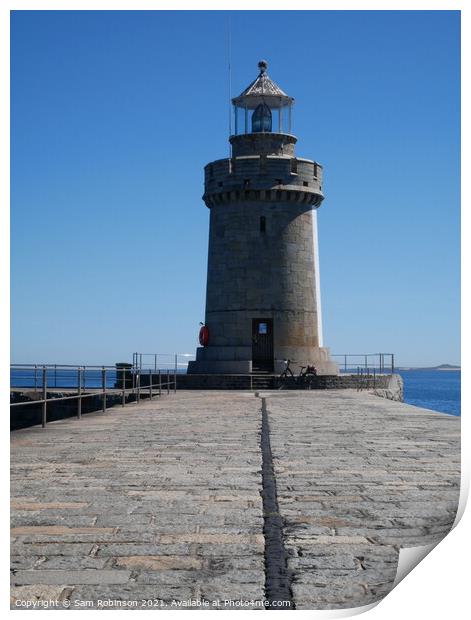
(188, 61), (337, 376)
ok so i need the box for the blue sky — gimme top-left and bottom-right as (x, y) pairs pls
(10, 10), (460, 366)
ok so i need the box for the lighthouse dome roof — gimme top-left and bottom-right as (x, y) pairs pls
(232, 60), (294, 109)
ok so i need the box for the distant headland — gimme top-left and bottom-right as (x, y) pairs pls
(398, 364), (461, 371)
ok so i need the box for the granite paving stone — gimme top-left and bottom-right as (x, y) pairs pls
(11, 389), (460, 610)
(262, 390), (460, 609)
(11, 392), (265, 607)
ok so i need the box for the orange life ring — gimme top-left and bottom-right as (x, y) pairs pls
(199, 325), (209, 347)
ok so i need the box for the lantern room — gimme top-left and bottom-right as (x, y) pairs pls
(232, 60), (294, 136)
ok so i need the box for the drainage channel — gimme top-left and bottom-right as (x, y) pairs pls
(259, 395), (295, 610)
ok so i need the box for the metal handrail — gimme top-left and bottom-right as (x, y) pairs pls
(11, 364), (119, 368)
(11, 366), (177, 429)
(132, 352), (195, 372)
(331, 353), (395, 375)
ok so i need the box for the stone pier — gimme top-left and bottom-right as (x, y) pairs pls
(11, 391), (460, 610)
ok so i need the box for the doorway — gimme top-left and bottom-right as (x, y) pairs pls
(252, 319), (274, 372)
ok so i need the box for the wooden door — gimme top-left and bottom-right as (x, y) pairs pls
(252, 319), (274, 372)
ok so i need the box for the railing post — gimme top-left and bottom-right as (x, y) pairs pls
(42, 366), (47, 428)
(122, 367), (126, 407)
(77, 367), (82, 419)
(174, 354), (177, 394)
(373, 367), (376, 388)
(102, 367), (106, 412)
(137, 370), (140, 403)
(167, 369), (170, 395)
(344, 355), (347, 374)
(34, 365), (38, 391)
(391, 354), (395, 374)
(154, 354), (157, 373)
(149, 368), (153, 400)
(364, 355), (367, 373)
(159, 369), (162, 397)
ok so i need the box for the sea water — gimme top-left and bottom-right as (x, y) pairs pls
(398, 369), (460, 417)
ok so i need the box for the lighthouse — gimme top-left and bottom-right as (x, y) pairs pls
(188, 61), (337, 376)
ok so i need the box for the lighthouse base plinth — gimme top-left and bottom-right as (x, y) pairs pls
(187, 346), (338, 376)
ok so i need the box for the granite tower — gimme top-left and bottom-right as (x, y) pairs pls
(188, 61), (337, 376)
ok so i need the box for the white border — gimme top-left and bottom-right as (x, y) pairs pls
(3, 2), (467, 618)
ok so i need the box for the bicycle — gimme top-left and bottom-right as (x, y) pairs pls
(279, 359), (294, 379)
(278, 361), (317, 389)
(297, 365), (317, 389)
